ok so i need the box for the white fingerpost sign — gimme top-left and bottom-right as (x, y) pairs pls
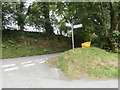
(66, 23), (83, 49)
(73, 24), (83, 29)
(65, 23), (72, 27)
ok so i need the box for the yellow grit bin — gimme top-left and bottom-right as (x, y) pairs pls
(81, 42), (91, 48)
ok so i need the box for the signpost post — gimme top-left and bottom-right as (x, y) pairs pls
(71, 24), (74, 49)
(66, 23), (82, 49)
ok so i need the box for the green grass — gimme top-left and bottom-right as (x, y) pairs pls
(49, 47), (119, 79)
(2, 33), (71, 59)
(2, 43), (69, 59)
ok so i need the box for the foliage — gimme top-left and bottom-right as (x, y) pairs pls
(109, 30), (120, 53)
(2, 2), (28, 30)
(2, 2), (120, 52)
(26, 2), (54, 35)
(2, 2), (16, 29)
(54, 2), (119, 52)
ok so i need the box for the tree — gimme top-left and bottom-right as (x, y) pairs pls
(2, 2), (16, 30)
(2, 1), (119, 52)
(15, 2), (26, 31)
(2, 2), (29, 31)
(41, 2), (54, 35)
(26, 2), (54, 35)
(54, 2), (119, 51)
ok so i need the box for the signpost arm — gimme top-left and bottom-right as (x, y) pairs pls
(71, 24), (74, 50)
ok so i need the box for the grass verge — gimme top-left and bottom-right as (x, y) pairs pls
(2, 30), (71, 59)
(48, 47), (119, 79)
(2, 43), (69, 59)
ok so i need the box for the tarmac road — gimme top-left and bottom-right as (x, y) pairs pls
(1, 53), (118, 88)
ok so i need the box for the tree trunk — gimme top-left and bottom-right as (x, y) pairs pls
(115, 13), (120, 31)
(118, 13), (120, 31)
(109, 2), (119, 52)
(109, 2), (116, 33)
(100, 2), (108, 37)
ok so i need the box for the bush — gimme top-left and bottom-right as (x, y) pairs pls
(90, 33), (111, 51)
(109, 30), (120, 53)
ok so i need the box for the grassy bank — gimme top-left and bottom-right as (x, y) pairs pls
(49, 47), (118, 79)
(2, 30), (71, 59)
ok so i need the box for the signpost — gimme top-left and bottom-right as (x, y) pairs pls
(66, 23), (83, 49)
(73, 24), (83, 29)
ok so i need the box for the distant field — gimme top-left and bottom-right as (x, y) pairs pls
(48, 47), (119, 79)
(2, 30), (71, 59)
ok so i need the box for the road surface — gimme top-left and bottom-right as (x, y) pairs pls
(1, 53), (118, 88)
